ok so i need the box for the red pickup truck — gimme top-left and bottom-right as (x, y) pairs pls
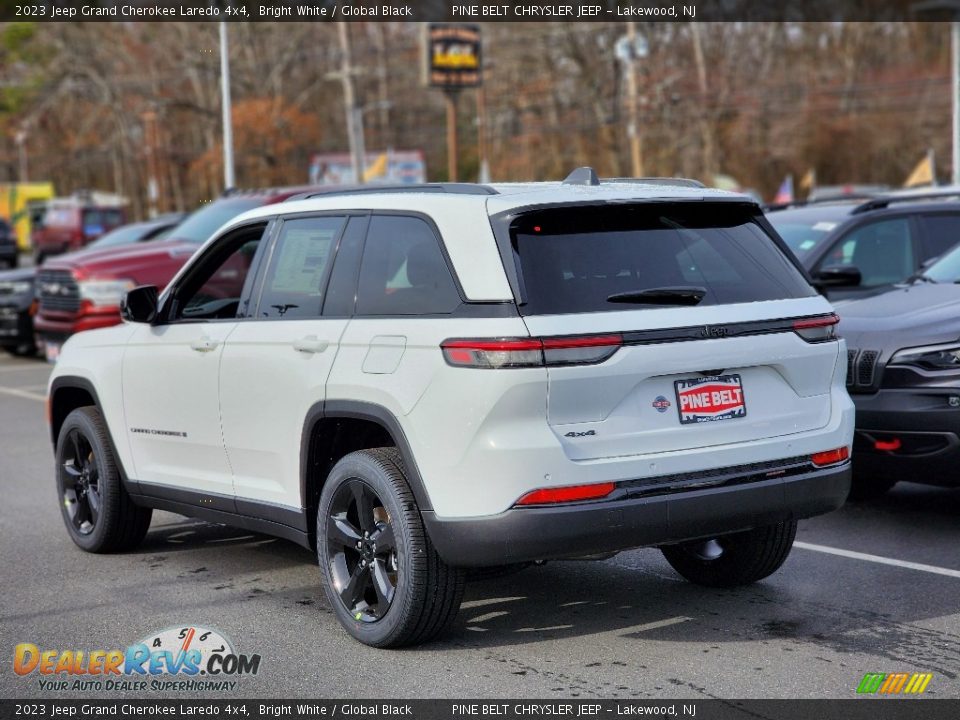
(34, 187), (317, 362)
(32, 195), (127, 264)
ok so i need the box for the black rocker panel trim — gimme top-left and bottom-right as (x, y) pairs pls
(128, 492), (310, 549)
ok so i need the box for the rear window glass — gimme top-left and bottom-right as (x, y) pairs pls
(510, 203), (815, 316)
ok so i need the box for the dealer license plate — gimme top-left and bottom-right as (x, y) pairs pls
(674, 374), (746, 425)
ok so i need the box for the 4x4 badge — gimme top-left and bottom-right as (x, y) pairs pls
(564, 430), (596, 438)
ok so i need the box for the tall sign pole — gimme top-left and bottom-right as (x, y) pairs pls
(425, 24), (482, 183)
(219, 21), (236, 190)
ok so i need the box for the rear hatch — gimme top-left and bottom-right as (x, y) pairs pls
(503, 201), (841, 461)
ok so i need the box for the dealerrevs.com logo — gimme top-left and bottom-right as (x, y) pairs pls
(13, 626), (261, 693)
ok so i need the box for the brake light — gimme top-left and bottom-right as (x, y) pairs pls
(810, 446), (850, 467)
(442, 334), (622, 369)
(793, 314), (839, 342)
(516, 482), (617, 506)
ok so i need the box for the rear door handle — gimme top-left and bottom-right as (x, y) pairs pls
(190, 337), (219, 353)
(293, 335), (329, 354)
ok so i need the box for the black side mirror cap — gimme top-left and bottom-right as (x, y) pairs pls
(121, 285), (159, 324)
(812, 264), (862, 290)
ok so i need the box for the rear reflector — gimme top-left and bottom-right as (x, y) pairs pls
(874, 438), (901, 452)
(810, 446), (850, 467)
(793, 313), (839, 343)
(516, 482), (617, 506)
(442, 334), (622, 369)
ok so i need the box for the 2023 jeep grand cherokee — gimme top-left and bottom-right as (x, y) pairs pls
(47, 170), (854, 647)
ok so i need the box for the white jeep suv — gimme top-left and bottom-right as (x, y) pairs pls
(47, 170), (854, 647)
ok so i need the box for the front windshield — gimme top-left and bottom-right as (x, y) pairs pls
(767, 217), (839, 260)
(168, 198), (264, 243)
(924, 244), (960, 282)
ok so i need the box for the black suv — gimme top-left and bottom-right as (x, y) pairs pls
(839, 242), (960, 499)
(0, 218), (17, 268)
(765, 189), (960, 300)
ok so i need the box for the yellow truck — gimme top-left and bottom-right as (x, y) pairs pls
(0, 182), (55, 252)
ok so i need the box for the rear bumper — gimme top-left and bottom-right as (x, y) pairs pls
(852, 388), (960, 487)
(423, 462), (850, 566)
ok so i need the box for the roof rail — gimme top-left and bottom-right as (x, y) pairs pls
(604, 176), (705, 189)
(851, 186), (960, 214)
(284, 183), (499, 202)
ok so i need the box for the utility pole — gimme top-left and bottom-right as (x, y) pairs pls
(445, 92), (459, 182)
(616, 24), (647, 178)
(143, 110), (159, 217)
(336, 22), (366, 184)
(476, 82), (490, 183)
(219, 21), (236, 190)
(624, 22), (643, 177)
(14, 128), (28, 182)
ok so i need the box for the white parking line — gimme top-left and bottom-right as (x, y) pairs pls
(794, 541), (960, 579)
(0, 364), (48, 374)
(0, 386), (46, 403)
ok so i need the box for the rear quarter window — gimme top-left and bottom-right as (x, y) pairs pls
(509, 202), (815, 316)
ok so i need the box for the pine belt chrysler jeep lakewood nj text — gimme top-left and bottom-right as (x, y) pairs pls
(46, 170), (854, 647)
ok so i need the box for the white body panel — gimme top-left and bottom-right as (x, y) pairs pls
(121, 322), (237, 495)
(219, 318), (349, 509)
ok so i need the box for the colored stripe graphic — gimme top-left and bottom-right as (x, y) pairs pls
(857, 672), (932, 694)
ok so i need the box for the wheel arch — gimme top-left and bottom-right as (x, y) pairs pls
(49, 376), (135, 491)
(301, 400), (434, 538)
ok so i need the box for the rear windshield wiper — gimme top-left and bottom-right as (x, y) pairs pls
(606, 286), (707, 306)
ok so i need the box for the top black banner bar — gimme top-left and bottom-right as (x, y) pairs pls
(1, 0), (958, 23)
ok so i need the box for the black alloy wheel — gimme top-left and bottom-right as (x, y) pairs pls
(316, 447), (465, 647)
(325, 478), (398, 622)
(60, 428), (102, 536)
(55, 407), (152, 553)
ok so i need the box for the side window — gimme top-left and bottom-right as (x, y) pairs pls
(919, 214), (960, 260)
(172, 224), (267, 321)
(355, 215), (461, 316)
(322, 216), (367, 317)
(256, 216), (345, 319)
(820, 218), (914, 287)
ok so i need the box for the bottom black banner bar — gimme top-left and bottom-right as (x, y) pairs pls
(1, 700), (957, 720)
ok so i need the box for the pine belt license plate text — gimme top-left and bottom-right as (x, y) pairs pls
(674, 374), (746, 425)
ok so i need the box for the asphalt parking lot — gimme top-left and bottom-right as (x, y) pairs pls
(0, 351), (957, 700)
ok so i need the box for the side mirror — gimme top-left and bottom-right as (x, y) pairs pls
(121, 285), (159, 324)
(812, 264), (862, 289)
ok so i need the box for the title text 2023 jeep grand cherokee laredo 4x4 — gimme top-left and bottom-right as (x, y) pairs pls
(47, 170), (854, 648)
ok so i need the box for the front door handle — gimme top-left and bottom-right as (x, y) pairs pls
(190, 336), (219, 353)
(293, 335), (329, 354)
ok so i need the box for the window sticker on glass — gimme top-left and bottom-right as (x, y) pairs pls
(812, 221), (837, 232)
(799, 239), (817, 251)
(269, 227), (336, 294)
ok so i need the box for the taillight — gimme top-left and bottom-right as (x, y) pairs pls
(793, 313), (839, 343)
(516, 482), (617, 506)
(441, 334), (622, 369)
(811, 446), (850, 467)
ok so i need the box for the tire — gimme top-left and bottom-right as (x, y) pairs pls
(316, 447), (465, 648)
(660, 520), (797, 588)
(55, 407), (152, 553)
(847, 471), (897, 501)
